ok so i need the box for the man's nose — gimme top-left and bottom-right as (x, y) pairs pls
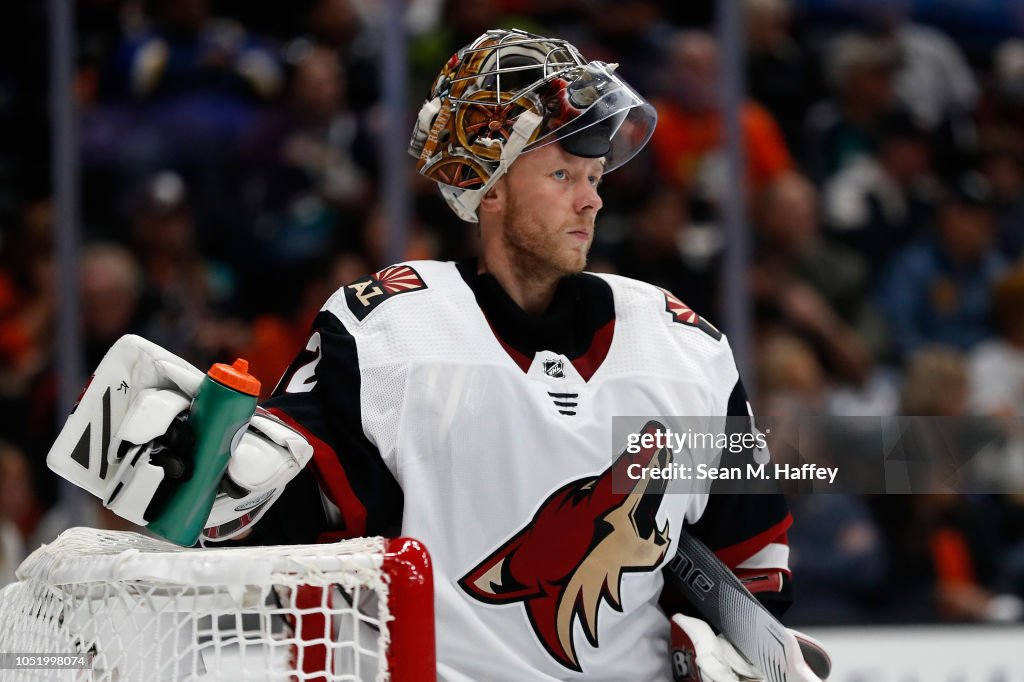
(576, 181), (603, 214)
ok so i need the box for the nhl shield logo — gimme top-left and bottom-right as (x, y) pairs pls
(542, 358), (565, 378)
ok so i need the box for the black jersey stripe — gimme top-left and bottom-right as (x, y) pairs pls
(259, 311), (404, 541)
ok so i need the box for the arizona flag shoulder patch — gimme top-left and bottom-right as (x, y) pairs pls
(660, 288), (722, 340)
(344, 265), (427, 321)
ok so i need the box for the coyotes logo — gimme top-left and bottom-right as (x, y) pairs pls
(459, 421), (673, 672)
(344, 265), (426, 321)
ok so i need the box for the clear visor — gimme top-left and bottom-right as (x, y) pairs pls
(522, 61), (657, 173)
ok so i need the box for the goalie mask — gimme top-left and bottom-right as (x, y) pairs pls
(409, 28), (657, 222)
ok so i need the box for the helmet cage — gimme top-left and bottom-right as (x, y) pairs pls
(409, 29), (656, 222)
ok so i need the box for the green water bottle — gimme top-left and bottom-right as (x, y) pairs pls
(147, 358), (261, 546)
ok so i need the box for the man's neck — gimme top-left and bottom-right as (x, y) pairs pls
(455, 258), (615, 370)
(479, 250), (562, 315)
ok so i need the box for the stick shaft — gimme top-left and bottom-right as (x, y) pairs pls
(667, 531), (805, 682)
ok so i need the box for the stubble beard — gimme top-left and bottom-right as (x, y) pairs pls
(501, 194), (589, 286)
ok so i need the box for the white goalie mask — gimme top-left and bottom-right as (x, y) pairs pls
(408, 28), (657, 222)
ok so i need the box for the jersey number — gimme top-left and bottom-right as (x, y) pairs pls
(285, 332), (322, 393)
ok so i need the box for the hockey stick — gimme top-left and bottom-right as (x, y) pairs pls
(666, 530), (832, 682)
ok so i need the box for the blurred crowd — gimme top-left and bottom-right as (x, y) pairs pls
(2, 0), (1024, 625)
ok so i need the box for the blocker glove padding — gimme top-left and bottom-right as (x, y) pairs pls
(47, 334), (313, 543)
(140, 410), (197, 521)
(670, 614), (831, 682)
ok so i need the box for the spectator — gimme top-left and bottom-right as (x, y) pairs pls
(565, 0), (674, 99)
(8, 243), (153, 517)
(753, 333), (892, 502)
(361, 202), (437, 272)
(753, 172), (878, 383)
(896, 346), (986, 493)
(651, 30), (794, 201)
(126, 172), (233, 364)
(79, 242), (148, 369)
(977, 139), (1024, 260)
(110, 0), (282, 101)
(871, 347), (1023, 623)
(408, 0), (538, 101)
(969, 265), (1024, 416)
(84, 0), (283, 202)
(231, 252), (370, 398)
(0, 201), (58, 509)
(277, 44), (373, 211)
(877, 174), (1006, 360)
(967, 266), (1024, 491)
(0, 442), (41, 564)
(0, 199), (55, 390)
(307, 0), (364, 48)
(915, 493), (1022, 622)
(864, 1), (980, 133)
(977, 40), (1024, 148)
(823, 110), (939, 275)
(81, 0), (287, 257)
(785, 493), (887, 625)
(305, 0), (379, 111)
(744, 0), (820, 156)
(995, 494), (1024, 604)
(803, 33), (901, 182)
(240, 43), (376, 274)
(901, 346), (970, 417)
(608, 185), (718, 318)
(756, 333), (827, 415)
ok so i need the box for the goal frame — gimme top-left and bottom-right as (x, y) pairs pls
(0, 528), (435, 681)
(379, 537), (436, 680)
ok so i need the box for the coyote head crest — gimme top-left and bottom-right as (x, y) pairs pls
(459, 421), (672, 671)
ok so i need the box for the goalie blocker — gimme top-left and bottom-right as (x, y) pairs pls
(47, 334), (314, 544)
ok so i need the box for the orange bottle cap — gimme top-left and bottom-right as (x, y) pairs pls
(207, 358), (261, 396)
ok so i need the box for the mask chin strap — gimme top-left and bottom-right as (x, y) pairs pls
(444, 110), (543, 223)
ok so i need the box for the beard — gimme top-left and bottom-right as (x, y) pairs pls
(501, 192), (590, 283)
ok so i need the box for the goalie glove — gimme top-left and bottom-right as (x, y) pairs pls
(47, 334), (313, 543)
(670, 614), (830, 682)
(201, 407), (313, 542)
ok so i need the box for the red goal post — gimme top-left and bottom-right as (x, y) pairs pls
(0, 528), (435, 681)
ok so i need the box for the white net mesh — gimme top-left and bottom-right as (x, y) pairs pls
(0, 528), (395, 681)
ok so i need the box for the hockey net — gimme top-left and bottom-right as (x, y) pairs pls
(0, 527), (434, 681)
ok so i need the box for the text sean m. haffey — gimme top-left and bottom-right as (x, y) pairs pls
(625, 461), (839, 484)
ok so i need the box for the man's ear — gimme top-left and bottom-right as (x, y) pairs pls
(477, 175), (507, 216)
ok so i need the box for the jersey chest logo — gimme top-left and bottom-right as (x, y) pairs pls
(344, 265), (426, 321)
(542, 358), (565, 378)
(661, 288), (722, 340)
(458, 421), (672, 672)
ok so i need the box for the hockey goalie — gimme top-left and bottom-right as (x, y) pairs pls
(45, 27), (831, 681)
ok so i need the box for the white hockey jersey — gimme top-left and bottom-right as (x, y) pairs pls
(258, 260), (792, 681)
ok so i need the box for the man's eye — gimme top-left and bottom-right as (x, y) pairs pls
(552, 169), (568, 180)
